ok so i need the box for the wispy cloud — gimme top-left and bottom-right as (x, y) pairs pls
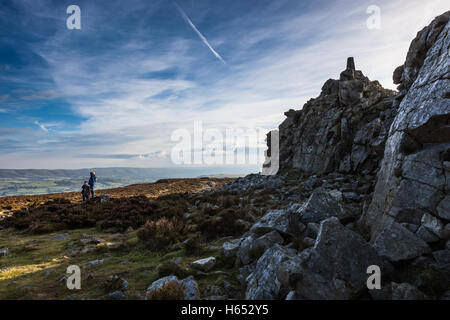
(34, 121), (48, 132)
(1, 0), (449, 169)
(173, 1), (226, 65)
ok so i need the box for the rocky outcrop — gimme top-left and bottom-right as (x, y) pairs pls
(234, 11), (450, 301)
(243, 217), (389, 300)
(359, 12), (450, 263)
(277, 57), (396, 175)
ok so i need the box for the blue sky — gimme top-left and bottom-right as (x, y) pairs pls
(0, 0), (448, 169)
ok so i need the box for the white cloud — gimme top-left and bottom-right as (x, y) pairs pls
(173, 1), (226, 64)
(3, 0), (449, 169)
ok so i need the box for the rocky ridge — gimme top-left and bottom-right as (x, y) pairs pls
(220, 11), (450, 300)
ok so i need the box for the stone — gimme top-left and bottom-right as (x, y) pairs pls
(302, 237), (316, 247)
(391, 282), (429, 300)
(50, 233), (69, 241)
(436, 196), (450, 220)
(432, 250), (450, 264)
(245, 244), (294, 299)
(191, 257), (216, 272)
(421, 213), (445, 238)
(0, 248), (8, 257)
(371, 221), (431, 261)
(250, 208), (296, 236)
(289, 217), (386, 299)
(298, 188), (351, 224)
(305, 222), (320, 239)
(237, 231), (284, 265)
(203, 285), (225, 297)
(80, 237), (105, 245)
(146, 276), (181, 298)
(82, 259), (104, 269)
(222, 239), (240, 258)
(245, 218), (386, 300)
(361, 12), (450, 246)
(108, 291), (128, 300)
(401, 223), (419, 233)
(285, 291), (302, 300)
(182, 276), (200, 300)
(100, 194), (110, 203)
(416, 225), (440, 243)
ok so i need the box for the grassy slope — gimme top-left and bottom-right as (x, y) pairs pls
(0, 178), (240, 300)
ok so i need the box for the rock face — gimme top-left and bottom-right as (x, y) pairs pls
(359, 12), (450, 257)
(237, 11), (450, 301)
(277, 57), (396, 175)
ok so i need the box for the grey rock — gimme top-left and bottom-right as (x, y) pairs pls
(223, 239), (240, 258)
(432, 250), (450, 264)
(440, 290), (450, 300)
(245, 244), (294, 299)
(436, 196), (450, 220)
(100, 194), (110, 203)
(0, 248), (8, 257)
(391, 282), (429, 300)
(182, 276), (200, 300)
(305, 222), (320, 238)
(361, 13), (450, 248)
(80, 237), (105, 245)
(372, 221), (430, 262)
(203, 285), (225, 297)
(400, 223), (419, 233)
(278, 217), (387, 299)
(82, 259), (104, 269)
(416, 225), (440, 243)
(421, 213), (445, 238)
(285, 291), (303, 300)
(297, 188), (351, 224)
(302, 237), (316, 247)
(50, 233), (70, 241)
(250, 208), (297, 236)
(205, 295), (226, 300)
(369, 285), (392, 300)
(65, 294), (77, 300)
(191, 257), (216, 272)
(146, 275), (180, 298)
(108, 291), (128, 300)
(237, 231), (284, 265)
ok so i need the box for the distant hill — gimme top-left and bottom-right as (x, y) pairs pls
(0, 166), (258, 180)
(0, 166), (257, 196)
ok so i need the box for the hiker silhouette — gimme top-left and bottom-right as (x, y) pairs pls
(88, 170), (97, 198)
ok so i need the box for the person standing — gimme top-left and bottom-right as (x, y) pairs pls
(88, 170), (97, 199)
(81, 181), (90, 201)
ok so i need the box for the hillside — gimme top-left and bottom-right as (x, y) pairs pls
(0, 11), (449, 301)
(0, 167), (253, 196)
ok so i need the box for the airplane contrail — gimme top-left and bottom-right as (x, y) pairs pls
(173, 2), (226, 65)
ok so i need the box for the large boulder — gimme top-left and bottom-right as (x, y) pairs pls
(245, 244), (295, 299)
(371, 220), (431, 262)
(277, 217), (387, 299)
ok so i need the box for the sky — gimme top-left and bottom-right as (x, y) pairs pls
(0, 0), (449, 169)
